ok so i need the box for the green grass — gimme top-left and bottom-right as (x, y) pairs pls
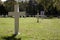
(0, 17), (60, 40)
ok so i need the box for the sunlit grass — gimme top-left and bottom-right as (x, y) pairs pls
(0, 17), (60, 40)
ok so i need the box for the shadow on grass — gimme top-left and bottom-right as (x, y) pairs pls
(2, 34), (21, 40)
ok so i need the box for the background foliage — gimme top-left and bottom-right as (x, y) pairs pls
(0, 0), (60, 16)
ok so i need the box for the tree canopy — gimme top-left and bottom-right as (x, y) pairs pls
(0, 0), (60, 16)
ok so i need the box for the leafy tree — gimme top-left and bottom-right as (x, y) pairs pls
(4, 0), (16, 12)
(26, 0), (37, 16)
(19, 1), (27, 11)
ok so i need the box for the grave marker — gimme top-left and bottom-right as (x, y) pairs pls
(37, 13), (39, 23)
(14, 0), (20, 35)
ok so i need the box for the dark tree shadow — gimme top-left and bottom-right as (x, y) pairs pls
(2, 34), (21, 40)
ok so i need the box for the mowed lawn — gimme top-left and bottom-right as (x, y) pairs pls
(0, 17), (60, 40)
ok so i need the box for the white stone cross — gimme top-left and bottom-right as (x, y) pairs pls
(11, 0), (20, 35)
(0, 0), (20, 35)
(14, 0), (20, 35)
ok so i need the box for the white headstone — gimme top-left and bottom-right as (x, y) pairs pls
(40, 11), (44, 18)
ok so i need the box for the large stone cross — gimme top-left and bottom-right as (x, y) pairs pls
(9, 0), (20, 35)
(0, 0), (20, 36)
(13, 0), (19, 35)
